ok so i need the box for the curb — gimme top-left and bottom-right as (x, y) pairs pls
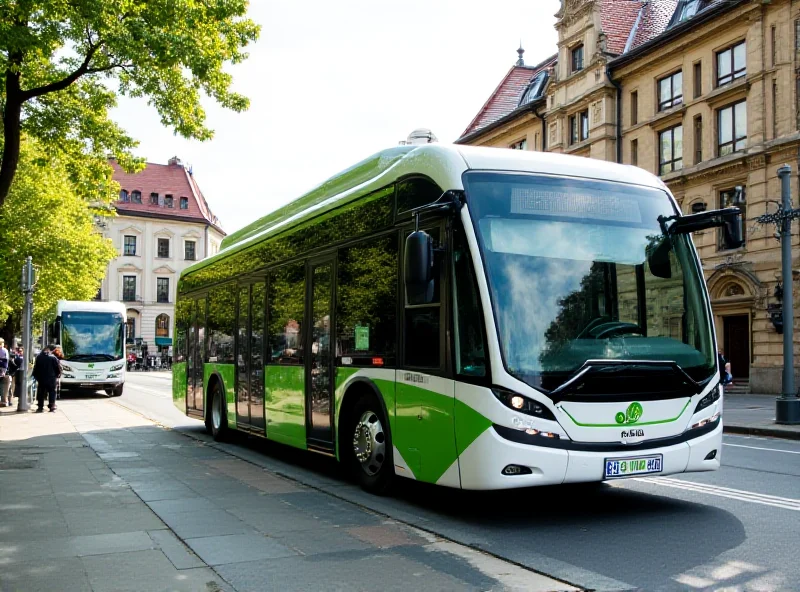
(723, 424), (800, 441)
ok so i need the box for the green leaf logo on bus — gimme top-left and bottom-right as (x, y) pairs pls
(615, 402), (643, 425)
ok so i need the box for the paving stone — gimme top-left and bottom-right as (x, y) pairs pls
(0, 531), (156, 564)
(158, 508), (254, 539)
(227, 502), (325, 535)
(148, 496), (219, 516)
(82, 549), (231, 592)
(0, 557), (92, 592)
(148, 529), (206, 570)
(62, 505), (165, 536)
(275, 526), (372, 556)
(347, 523), (428, 549)
(131, 483), (199, 502)
(184, 533), (296, 566)
(214, 551), (483, 592)
(0, 511), (71, 541)
(278, 491), (382, 527)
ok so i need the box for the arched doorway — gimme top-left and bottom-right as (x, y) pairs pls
(707, 270), (759, 383)
(155, 314), (172, 360)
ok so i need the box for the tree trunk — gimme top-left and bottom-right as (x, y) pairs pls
(0, 64), (24, 209)
(0, 314), (19, 348)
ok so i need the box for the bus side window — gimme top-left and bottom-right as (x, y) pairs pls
(453, 226), (486, 377)
(396, 177), (442, 217)
(404, 227), (441, 369)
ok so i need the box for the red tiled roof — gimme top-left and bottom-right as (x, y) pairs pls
(110, 159), (222, 231)
(460, 55), (557, 138)
(629, 0), (679, 50)
(600, 0), (645, 55)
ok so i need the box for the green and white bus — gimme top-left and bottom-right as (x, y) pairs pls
(173, 144), (740, 493)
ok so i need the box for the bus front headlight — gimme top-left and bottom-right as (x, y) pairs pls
(493, 388), (556, 420)
(61, 364), (73, 372)
(110, 363), (124, 372)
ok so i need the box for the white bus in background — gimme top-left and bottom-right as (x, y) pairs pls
(50, 300), (126, 397)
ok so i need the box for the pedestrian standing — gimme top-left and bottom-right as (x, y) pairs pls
(31, 345), (61, 413)
(11, 347), (24, 396)
(5, 346), (22, 405)
(0, 338), (10, 406)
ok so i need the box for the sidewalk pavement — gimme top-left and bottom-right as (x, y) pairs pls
(0, 399), (575, 592)
(723, 393), (800, 440)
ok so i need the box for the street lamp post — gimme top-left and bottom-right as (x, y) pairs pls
(15, 257), (35, 412)
(756, 165), (800, 424)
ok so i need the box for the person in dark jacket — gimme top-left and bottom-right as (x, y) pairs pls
(32, 345), (61, 413)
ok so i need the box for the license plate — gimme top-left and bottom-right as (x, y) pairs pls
(604, 455), (662, 479)
(84, 374), (99, 380)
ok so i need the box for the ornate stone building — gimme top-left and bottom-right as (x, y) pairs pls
(458, 0), (800, 393)
(95, 158), (225, 356)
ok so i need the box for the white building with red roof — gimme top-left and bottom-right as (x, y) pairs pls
(96, 157), (225, 358)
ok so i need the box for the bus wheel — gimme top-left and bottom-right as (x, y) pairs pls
(112, 385), (123, 397)
(348, 395), (393, 494)
(209, 382), (228, 442)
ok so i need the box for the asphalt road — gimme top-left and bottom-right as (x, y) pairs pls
(102, 372), (800, 591)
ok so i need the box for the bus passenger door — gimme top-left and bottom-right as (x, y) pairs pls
(305, 258), (335, 451)
(187, 297), (205, 416)
(396, 223), (459, 486)
(236, 286), (251, 428)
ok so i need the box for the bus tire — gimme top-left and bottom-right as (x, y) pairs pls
(208, 382), (228, 442)
(345, 393), (393, 495)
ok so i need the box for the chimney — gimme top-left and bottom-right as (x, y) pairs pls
(168, 156), (182, 166)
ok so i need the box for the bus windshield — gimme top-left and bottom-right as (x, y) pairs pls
(61, 311), (125, 362)
(463, 172), (716, 392)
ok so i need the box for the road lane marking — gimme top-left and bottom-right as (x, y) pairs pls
(624, 476), (800, 511)
(723, 443), (800, 455)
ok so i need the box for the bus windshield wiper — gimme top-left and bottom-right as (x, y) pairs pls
(546, 359), (702, 403)
(67, 353), (116, 362)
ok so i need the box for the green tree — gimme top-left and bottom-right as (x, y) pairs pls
(0, 1), (260, 207)
(0, 139), (117, 332)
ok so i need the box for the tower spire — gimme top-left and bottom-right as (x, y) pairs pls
(516, 42), (525, 66)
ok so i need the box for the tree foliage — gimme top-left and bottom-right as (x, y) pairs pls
(0, 139), (117, 326)
(0, 0), (260, 206)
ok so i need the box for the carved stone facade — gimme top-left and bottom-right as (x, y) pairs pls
(458, 0), (800, 393)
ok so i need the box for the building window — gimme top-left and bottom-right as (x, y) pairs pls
(123, 235), (137, 256)
(658, 71), (683, 111)
(122, 276), (137, 302)
(570, 110), (589, 145)
(659, 125), (683, 175)
(157, 238), (170, 258)
(631, 139), (638, 166)
(771, 25), (777, 67)
(716, 41), (746, 87)
(165, 195), (174, 208)
(674, 0), (701, 24)
(694, 116), (703, 165)
(157, 278), (170, 303)
(125, 317), (135, 343)
(719, 187), (746, 249)
(630, 91), (638, 125)
(131, 190), (142, 204)
(119, 189), (129, 202)
(509, 139), (527, 150)
(149, 192), (159, 205)
(179, 197), (189, 210)
(718, 100), (747, 156)
(796, 19), (800, 50)
(772, 80), (778, 139)
(571, 44), (584, 73)
(184, 240), (196, 261)
(155, 314), (170, 337)
(693, 62), (702, 98)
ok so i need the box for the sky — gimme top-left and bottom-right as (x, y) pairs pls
(110, 0), (561, 234)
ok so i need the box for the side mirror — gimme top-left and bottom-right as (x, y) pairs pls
(404, 230), (434, 304)
(660, 207), (743, 249)
(646, 237), (672, 279)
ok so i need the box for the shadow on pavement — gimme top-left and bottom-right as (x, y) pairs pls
(204, 429), (750, 592)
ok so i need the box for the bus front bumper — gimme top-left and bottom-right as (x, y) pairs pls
(457, 420), (722, 490)
(60, 376), (124, 390)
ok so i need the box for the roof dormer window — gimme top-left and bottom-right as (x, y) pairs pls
(519, 71), (549, 106)
(131, 190), (142, 204)
(670, 0), (703, 28)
